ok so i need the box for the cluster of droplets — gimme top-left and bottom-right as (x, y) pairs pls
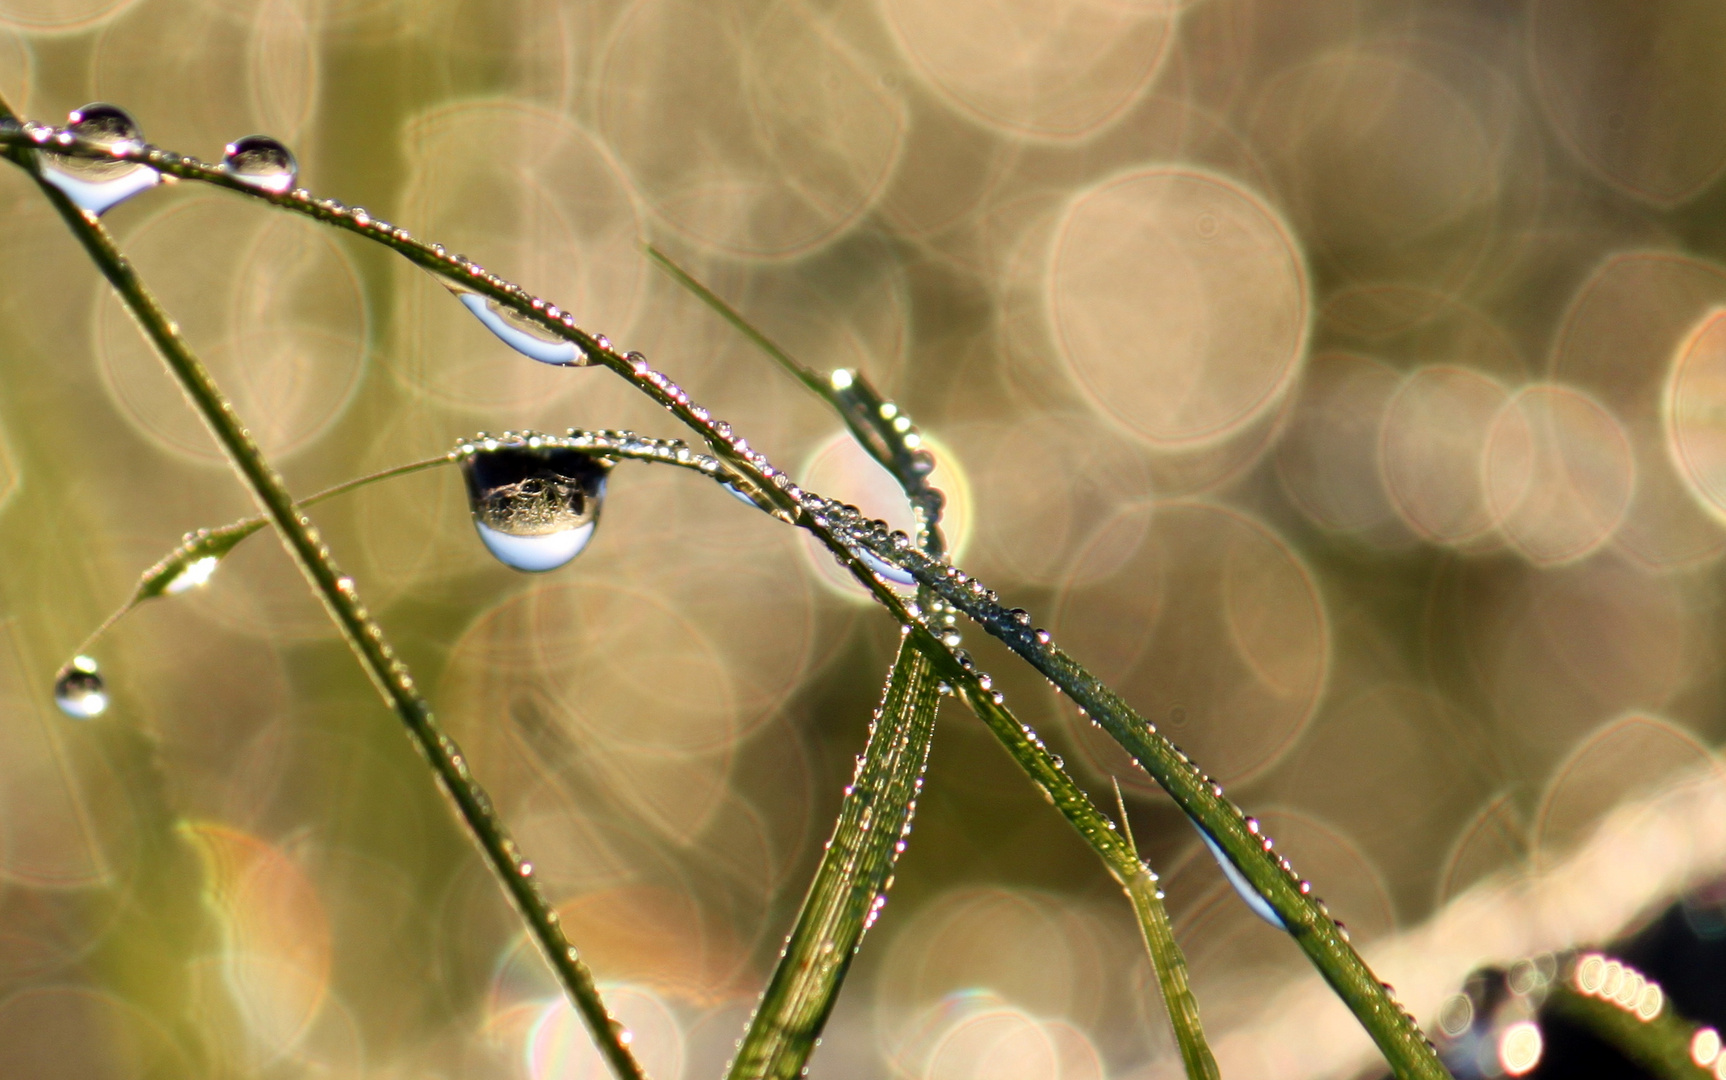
(1435, 959), (1556, 1079)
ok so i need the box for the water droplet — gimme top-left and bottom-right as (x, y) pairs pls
(1193, 820), (1286, 930)
(856, 547), (916, 585)
(41, 103), (159, 215)
(450, 286), (588, 366)
(1033, 628), (1051, 645)
(54, 656), (108, 719)
(461, 442), (609, 572)
(220, 134), (298, 193)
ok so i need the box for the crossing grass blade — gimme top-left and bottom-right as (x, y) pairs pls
(728, 638), (941, 1080)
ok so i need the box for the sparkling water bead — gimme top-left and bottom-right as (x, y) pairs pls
(221, 134), (298, 193)
(1194, 821), (1287, 930)
(452, 287), (587, 366)
(54, 656), (107, 719)
(461, 444), (609, 571)
(40, 103), (160, 215)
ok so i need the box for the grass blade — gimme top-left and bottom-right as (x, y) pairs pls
(1116, 781), (1219, 1080)
(1548, 953), (1709, 1080)
(729, 637), (941, 1080)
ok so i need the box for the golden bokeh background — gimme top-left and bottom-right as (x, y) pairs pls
(2, 1), (1726, 1077)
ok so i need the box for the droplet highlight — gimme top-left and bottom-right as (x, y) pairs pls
(54, 656), (108, 719)
(460, 441), (609, 572)
(41, 103), (160, 216)
(220, 134), (299, 194)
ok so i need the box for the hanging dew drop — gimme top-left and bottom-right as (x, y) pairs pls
(41, 103), (160, 215)
(447, 283), (588, 366)
(54, 656), (108, 719)
(856, 547), (916, 586)
(1193, 820), (1287, 930)
(220, 134), (298, 193)
(460, 442), (609, 572)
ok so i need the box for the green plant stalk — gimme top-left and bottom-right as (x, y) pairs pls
(811, 502), (1448, 1080)
(729, 638), (939, 1080)
(644, 250), (1220, 1077)
(6, 123), (1448, 1078)
(0, 108), (649, 1080)
(1547, 982), (1710, 1080)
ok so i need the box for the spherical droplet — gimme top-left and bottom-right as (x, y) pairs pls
(221, 134), (299, 194)
(54, 656), (108, 719)
(461, 442), (610, 572)
(41, 103), (160, 216)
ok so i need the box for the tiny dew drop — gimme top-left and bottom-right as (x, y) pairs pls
(54, 656), (108, 719)
(41, 103), (160, 215)
(220, 134), (298, 193)
(460, 440), (609, 572)
(446, 283), (588, 366)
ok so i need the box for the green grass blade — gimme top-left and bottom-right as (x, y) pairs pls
(1116, 781), (1219, 1080)
(944, 657), (1218, 1079)
(729, 637), (941, 1080)
(0, 99), (650, 1080)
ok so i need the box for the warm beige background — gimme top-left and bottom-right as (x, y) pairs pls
(1, 1), (1725, 1077)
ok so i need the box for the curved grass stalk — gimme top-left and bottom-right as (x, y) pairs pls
(0, 118), (1449, 1079)
(0, 100), (649, 1080)
(729, 639), (939, 1080)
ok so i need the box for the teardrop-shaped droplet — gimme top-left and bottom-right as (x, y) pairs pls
(220, 134), (298, 194)
(163, 554), (220, 594)
(461, 443), (609, 571)
(450, 287), (587, 366)
(41, 103), (160, 215)
(1194, 821), (1287, 930)
(856, 546), (917, 586)
(54, 656), (108, 719)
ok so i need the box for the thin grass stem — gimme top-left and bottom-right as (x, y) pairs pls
(1548, 954), (1711, 1080)
(0, 102), (649, 1080)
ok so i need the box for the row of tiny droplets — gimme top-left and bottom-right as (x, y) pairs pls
(10, 116), (1413, 1026)
(450, 429), (723, 476)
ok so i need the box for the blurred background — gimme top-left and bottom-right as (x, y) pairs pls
(2, 0), (1726, 1077)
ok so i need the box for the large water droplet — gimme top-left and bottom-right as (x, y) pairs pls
(451, 287), (587, 366)
(1194, 821), (1287, 930)
(461, 442), (609, 571)
(856, 547), (917, 586)
(41, 103), (160, 215)
(220, 134), (298, 194)
(54, 656), (108, 719)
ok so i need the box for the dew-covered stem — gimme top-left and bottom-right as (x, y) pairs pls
(1548, 955), (1710, 1080)
(0, 113), (1448, 1078)
(0, 93), (650, 1080)
(729, 638), (939, 1080)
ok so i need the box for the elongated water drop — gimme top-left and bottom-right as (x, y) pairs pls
(460, 441), (609, 571)
(220, 134), (298, 193)
(856, 547), (916, 586)
(1194, 821), (1287, 930)
(448, 285), (587, 366)
(54, 656), (108, 719)
(41, 103), (160, 215)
